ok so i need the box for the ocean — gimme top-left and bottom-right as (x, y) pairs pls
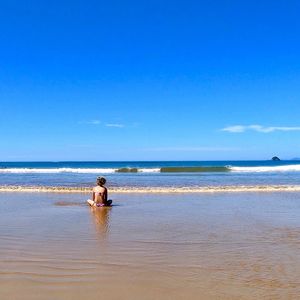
(1, 160), (300, 191)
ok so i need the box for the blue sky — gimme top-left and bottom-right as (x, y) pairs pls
(0, 0), (300, 161)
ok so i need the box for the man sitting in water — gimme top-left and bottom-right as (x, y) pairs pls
(87, 177), (112, 207)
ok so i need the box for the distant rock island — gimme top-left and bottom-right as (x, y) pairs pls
(272, 156), (280, 161)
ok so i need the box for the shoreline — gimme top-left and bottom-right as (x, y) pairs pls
(1, 184), (300, 193)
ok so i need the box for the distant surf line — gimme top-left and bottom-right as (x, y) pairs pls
(1, 164), (300, 173)
(1, 185), (300, 193)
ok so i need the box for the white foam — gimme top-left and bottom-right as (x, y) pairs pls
(230, 165), (300, 173)
(0, 167), (162, 174)
(2, 165), (300, 174)
(1, 185), (300, 193)
(0, 168), (117, 174)
(139, 168), (161, 173)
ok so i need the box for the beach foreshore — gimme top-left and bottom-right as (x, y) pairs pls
(2, 184), (300, 193)
(1, 192), (300, 300)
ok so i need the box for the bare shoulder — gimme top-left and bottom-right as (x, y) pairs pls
(93, 186), (102, 192)
(94, 186), (106, 193)
(99, 186), (107, 193)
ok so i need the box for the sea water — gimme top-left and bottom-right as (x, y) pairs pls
(1, 160), (300, 189)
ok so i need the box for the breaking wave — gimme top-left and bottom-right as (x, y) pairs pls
(1, 164), (300, 174)
(230, 165), (300, 173)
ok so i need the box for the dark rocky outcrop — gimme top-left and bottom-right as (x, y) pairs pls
(272, 156), (280, 161)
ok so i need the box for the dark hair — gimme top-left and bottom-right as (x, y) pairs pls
(97, 176), (106, 186)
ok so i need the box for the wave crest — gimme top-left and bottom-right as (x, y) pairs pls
(1, 164), (300, 174)
(230, 165), (300, 172)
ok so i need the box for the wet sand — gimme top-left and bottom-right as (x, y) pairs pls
(1, 192), (300, 299)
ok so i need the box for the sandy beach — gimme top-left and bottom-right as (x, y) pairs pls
(1, 192), (300, 299)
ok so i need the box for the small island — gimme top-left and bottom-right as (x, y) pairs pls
(272, 156), (281, 161)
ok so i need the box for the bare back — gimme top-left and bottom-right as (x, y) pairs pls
(93, 186), (107, 205)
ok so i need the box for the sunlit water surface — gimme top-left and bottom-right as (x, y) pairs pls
(1, 192), (300, 299)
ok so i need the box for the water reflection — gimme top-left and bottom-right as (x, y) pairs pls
(89, 206), (111, 238)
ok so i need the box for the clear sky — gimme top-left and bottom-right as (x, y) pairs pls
(0, 0), (300, 161)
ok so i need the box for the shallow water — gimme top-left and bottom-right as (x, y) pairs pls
(1, 192), (300, 299)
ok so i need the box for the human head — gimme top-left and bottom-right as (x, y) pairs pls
(97, 176), (106, 186)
